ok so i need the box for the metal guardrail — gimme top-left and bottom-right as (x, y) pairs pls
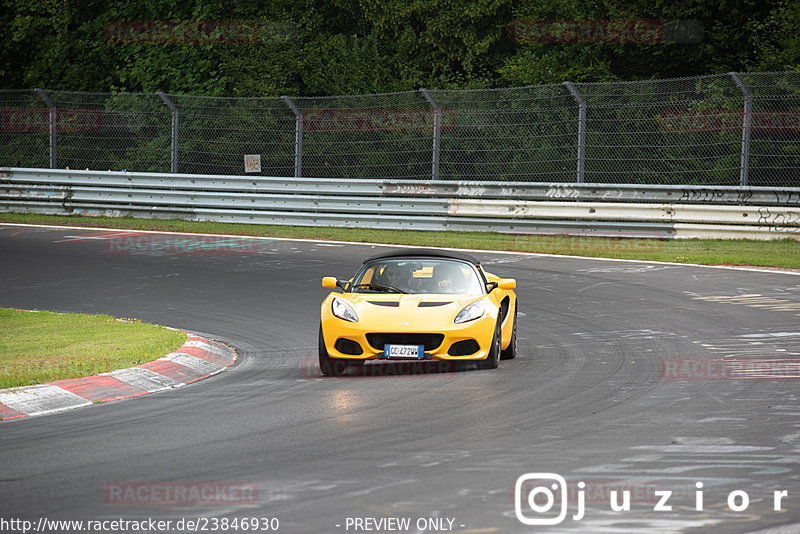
(2, 168), (799, 239)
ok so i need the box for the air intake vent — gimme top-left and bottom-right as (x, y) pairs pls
(368, 301), (400, 307)
(334, 338), (364, 355)
(448, 339), (480, 356)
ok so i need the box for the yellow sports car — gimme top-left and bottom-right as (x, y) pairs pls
(319, 249), (517, 376)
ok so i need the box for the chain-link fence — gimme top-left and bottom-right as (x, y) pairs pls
(2, 71), (799, 186)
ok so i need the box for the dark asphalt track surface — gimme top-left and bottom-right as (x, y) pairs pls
(1, 224), (799, 534)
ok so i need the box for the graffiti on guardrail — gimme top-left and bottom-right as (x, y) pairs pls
(757, 207), (800, 231)
(678, 189), (751, 203)
(383, 183), (520, 198)
(776, 191), (800, 205)
(545, 185), (581, 199)
(454, 183), (487, 197)
(598, 189), (626, 200)
(383, 183), (440, 195)
(302, 108), (455, 133)
(0, 186), (67, 199)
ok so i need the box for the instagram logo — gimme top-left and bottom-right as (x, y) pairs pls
(513, 473), (791, 524)
(514, 473), (569, 525)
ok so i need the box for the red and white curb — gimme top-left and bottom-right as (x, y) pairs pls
(0, 334), (236, 421)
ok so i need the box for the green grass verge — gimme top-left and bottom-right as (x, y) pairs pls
(1, 212), (798, 269)
(0, 308), (187, 389)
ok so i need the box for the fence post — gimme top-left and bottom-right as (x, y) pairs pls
(729, 72), (752, 187)
(157, 92), (179, 173)
(281, 96), (303, 178)
(563, 82), (586, 184)
(419, 88), (441, 181)
(34, 89), (57, 168)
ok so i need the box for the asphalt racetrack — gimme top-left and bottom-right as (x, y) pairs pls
(1, 224), (799, 534)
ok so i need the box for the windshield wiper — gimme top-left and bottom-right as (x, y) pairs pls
(352, 283), (407, 294)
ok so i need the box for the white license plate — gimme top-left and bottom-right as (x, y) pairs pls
(383, 344), (425, 359)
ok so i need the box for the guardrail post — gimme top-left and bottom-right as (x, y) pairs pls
(34, 89), (57, 168)
(281, 96), (303, 178)
(563, 82), (587, 184)
(419, 88), (441, 181)
(157, 92), (179, 173)
(729, 72), (752, 187)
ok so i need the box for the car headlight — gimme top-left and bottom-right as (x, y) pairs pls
(454, 299), (485, 324)
(332, 298), (358, 323)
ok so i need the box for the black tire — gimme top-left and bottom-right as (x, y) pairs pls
(319, 324), (348, 376)
(477, 316), (501, 370)
(500, 302), (517, 360)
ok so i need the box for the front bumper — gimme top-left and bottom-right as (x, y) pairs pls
(320, 315), (495, 361)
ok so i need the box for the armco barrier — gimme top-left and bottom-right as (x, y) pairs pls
(2, 168), (799, 239)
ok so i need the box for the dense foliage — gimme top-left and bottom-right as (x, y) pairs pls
(2, 0), (799, 96)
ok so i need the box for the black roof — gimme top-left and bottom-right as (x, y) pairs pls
(363, 248), (481, 266)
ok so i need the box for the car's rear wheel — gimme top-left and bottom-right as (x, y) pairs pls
(319, 324), (348, 376)
(477, 316), (501, 370)
(500, 303), (517, 360)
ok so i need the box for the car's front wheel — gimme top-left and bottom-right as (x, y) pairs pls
(500, 303), (517, 360)
(477, 316), (501, 370)
(319, 324), (348, 376)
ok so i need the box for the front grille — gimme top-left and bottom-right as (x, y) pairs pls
(366, 333), (444, 351)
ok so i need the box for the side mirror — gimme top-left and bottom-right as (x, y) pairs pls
(498, 278), (516, 290)
(322, 277), (338, 289)
(323, 277), (350, 290)
(488, 278), (516, 292)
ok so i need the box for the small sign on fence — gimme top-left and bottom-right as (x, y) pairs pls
(244, 154), (261, 173)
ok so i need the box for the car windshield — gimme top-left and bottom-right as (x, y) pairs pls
(351, 258), (484, 295)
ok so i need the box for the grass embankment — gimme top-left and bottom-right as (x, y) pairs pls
(1, 213), (798, 269)
(0, 308), (187, 389)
